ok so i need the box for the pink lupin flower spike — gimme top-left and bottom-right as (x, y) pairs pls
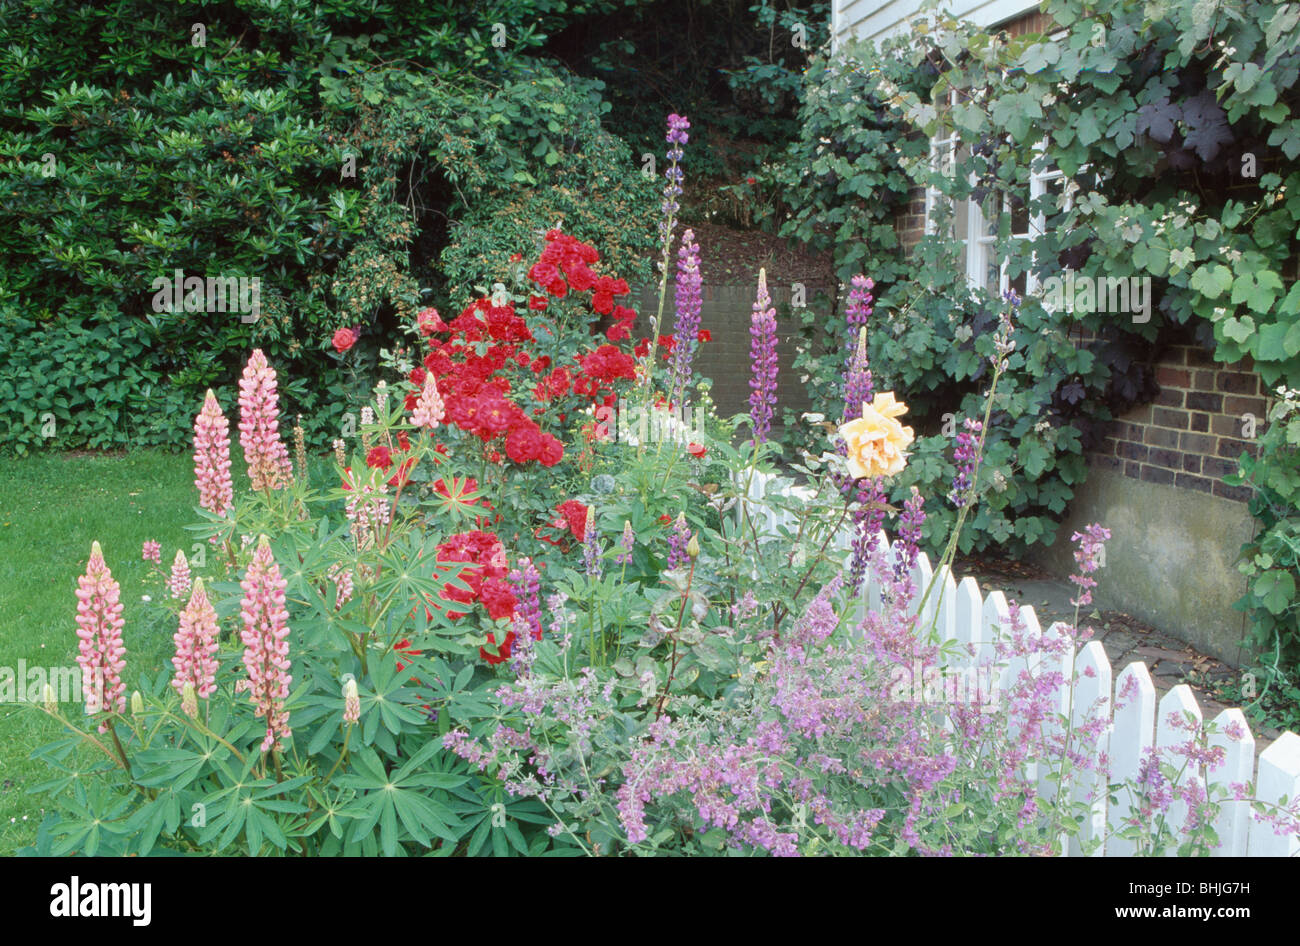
(172, 578), (219, 715)
(236, 536), (293, 753)
(343, 677), (361, 725)
(238, 349), (294, 491)
(168, 549), (192, 600)
(142, 539), (161, 565)
(75, 541), (127, 733)
(410, 374), (445, 431)
(194, 389), (234, 517)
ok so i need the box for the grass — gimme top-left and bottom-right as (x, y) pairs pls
(0, 449), (195, 855)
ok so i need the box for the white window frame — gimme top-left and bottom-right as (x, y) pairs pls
(921, 26), (1077, 299)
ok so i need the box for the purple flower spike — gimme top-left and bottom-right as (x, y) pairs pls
(670, 230), (703, 403)
(748, 268), (779, 443)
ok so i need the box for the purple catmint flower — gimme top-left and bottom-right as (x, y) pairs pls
(748, 268), (779, 443)
(667, 513), (692, 570)
(1068, 523), (1110, 608)
(949, 417), (982, 508)
(669, 229), (703, 403)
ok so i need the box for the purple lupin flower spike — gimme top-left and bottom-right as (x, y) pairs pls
(508, 557), (543, 639)
(658, 115), (691, 251)
(667, 513), (692, 570)
(896, 487), (926, 579)
(616, 520), (635, 566)
(845, 274), (874, 335)
(670, 229), (703, 404)
(949, 417), (983, 508)
(582, 507), (603, 581)
(842, 326), (873, 425)
(748, 268), (779, 443)
(848, 478), (887, 595)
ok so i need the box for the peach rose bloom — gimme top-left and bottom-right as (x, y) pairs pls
(838, 392), (914, 479)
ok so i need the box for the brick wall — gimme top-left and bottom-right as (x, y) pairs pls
(1089, 347), (1265, 502)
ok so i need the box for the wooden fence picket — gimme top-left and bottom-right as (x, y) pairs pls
(1156, 686), (1205, 856)
(1069, 641), (1113, 856)
(1108, 662), (1157, 857)
(1251, 732), (1300, 856)
(1207, 708), (1254, 857)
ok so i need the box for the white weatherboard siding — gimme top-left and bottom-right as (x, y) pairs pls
(833, 0), (1039, 49)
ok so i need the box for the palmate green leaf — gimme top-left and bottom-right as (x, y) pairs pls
(134, 746), (222, 790)
(337, 745), (467, 854)
(50, 780), (135, 856)
(123, 790), (181, 855)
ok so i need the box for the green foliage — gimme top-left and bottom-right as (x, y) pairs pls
(1229, 389), (1300, 702)
(771, 0), (1300, 597)
(0, 1), (654, 453)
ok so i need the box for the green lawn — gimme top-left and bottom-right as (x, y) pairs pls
(0, 449), (196, 855)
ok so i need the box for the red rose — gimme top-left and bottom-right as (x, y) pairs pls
(480, 577), (518, 621)
(480, 630), (517, 666)
(538, 435), (564, 467)
(746, 176), (756, 185)
(332, 327), (357, 353)
(505, 425), (543, 463)
(366, 445), (392, 470)
(417, 308), (447, 335)
(688, 442), (707, 458)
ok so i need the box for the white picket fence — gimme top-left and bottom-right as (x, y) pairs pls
(735, 468), (1300, 856)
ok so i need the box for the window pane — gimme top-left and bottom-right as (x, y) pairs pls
(1009, 192), (1029, 237)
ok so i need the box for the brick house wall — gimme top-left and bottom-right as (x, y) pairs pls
(1091, 348), (1264, 503)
